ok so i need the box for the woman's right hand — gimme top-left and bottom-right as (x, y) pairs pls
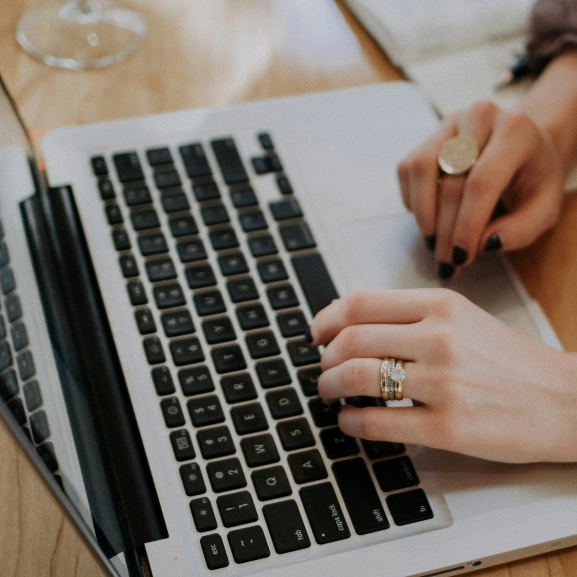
(397, 101), (564, 278)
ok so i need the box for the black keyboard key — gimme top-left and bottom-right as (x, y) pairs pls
(151, 366), (175, 395)
(267, 284), (298, 309)
(194, 290), (226, 316)
(190, 497), (218, 532)
(308, 397), (340, 428)
(227, 278), (259, 303)
(257, 259), (288, 283)
(161, 310), (194, 337)
(277, 418), (315, 451)
(30, 410), (50, 443)
(362, 439), (405, 459)
(266, 388), (303, 419)
(160, 397), (185, 428)
(332, 458), (389, 535)
(230, 187), (258, 208)
(0, 242), (9, 267)
(153, 284), (186, 309)
(320, 427), (359, 459)
(256, 359), (291, 389)
(0, 268), (16, 294)
(292, 252), (339, 316)
(207, 457), (246, 492)
(200, 534), (229, 570)
(123, 185), (152, 206)
(5, 295), (22, 322)
(169, 215), (198, 237)
(252, 155), (281, 174)
(143, 337), (165, 364)
(280, 223), (316, 251)
(217, 490), (258, 527)
(146, 147), (173, 166)
(170, 429), (196, 461)
(287, 449), (327, 484)
(0, 341), (12, 373)
(179, 366), (215, 396)
(154, 169), (181, 189)
(248, 234), (277, 257)
(231, 402), (268, 435)
(386, 489), (434, 526)
(138, 233), (168, 256)
(218, 252), (249, 276)
(135, 308), (156, 334)
(201, 204), (229, 226)
(179, 462), (206, 495)
(263, 500), (310, 554)
(373, 456), (419, 492)
(113, 152), (144, 182)
(177, 239), (207, 263)
(91, 156), (108, 176)
(211, 345), (247, 374)
(170, 337), (205, 366)
(211, 138), (249, 185)
(98, 180), (115, 200)
(8, 397), (26, 425)
(130, 209), (160, 231)
(276, 310), (307, 338)
(209, 228), (239, 251)
(112, 229), (131, 251)
(105, 204), (124, 225)
(202, 317), (236, 344)
(269, 199), (302, 221)
(180, 143), (212, 179)
(299, 482), (350, 544)
(147, 256), (176, 285)
(258, 132), (274, 150)
(287, 339), (320, 366)
(276, 175), (293, 195)
(197, 425), (235, 459)
(246, 330), (279, 359)
(127, 281), (148, 306)
(236, 304), (269, 330)
(252, 465), (291, 501)
(23, 380), (42, 411)
(239, 210), (267, 232)
(17, 351), (35, 381)
(227, 526), (270, 564)
(188, 395), (225, 427)
(186, 264), (216, 289)
(221, 373), (257, 404)
(0, 316), (6, 340)
(161, 192), (190, 212)
(11, 322), (29, 351)
(37, 442), (58, 473)
(119, 255), (139, 278)
(241, 433), (280, 468)
(193, 181), (221, 202)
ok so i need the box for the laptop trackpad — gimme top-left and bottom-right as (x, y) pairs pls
(337, 213), (542, 340)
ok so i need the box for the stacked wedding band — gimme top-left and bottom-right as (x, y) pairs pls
(380, 358), (406, 401)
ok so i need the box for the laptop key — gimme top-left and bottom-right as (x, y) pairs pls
(236, 304), (269, 330)
(248, 234), (277, 258)
(98, 180), (115, 200)
(251, 465), (291, 501)
(386, 489), (434, 526)
(207, 457), (246, 492)
(154, 284), (186, 309)
(17, 351), (35, 381)
(308, 397), (339, 428)
(123, 185), (152, 206)
(211, 345), (247, 374)
(170, 337), (205, 366)
(230, 187), (258, 208)
(130, 209), (160, 231)
(266, 387), (303, 419)
(143, 337), (165, 364)
(218, 252), (249, 276)
(239, 210), (267, 232)
(269, 199), (302, 221)
(161, 192), (190, 213)
(113, 152), (144, 182)
(179, 143), (212, 179)
(221, 373), (257, 404)
(161, 310), (194, 337)
(169, 215), (198, 237)
(146, 147), (173, 166)
(373, 456), (419, 492)
(151, 366), (175, 395)
(277, 418), (315, 451)
(227, 526), (270, 564)
(276, 175), (293, 195)
(320, 427), (359, 459)
(0, 341), (12, 373)
(200, 534), (229, 570)
(29, 410), (50, 444)
(245, 330), (279, 359)
(201, 204), (229, 226)
(179, 462), (206, 496)
(179, 366), (215, 396)
(186, 264), (216, 289)
(287, 340), (320, 366)
(217, 491), (258, 527)
(299, 482), (350, 544)
(190, 497), (218, 532)
(193, 181), (221, 202)
(257, 259), (288, 283)
(227, 277), (259, 303)
(119, 255), (139, 278)
(160, 397), (185, 428)
(197, 425), (236, 459)
(11, 322), (29, 351)
(202, 317), (236, 344)
(267, 284), (298, 309)
(105, 204), (124, 225)
(211, 138), (249, 185)
(112, 229), (131, 251)
(332, 458), (389, 535)
(241, 433), (280, 468)
(287, 449), (327, 484)
(127, 281), (148, 306)
(231, 402), (268, 435)
(138, 233), (168, 256)
(187, 395), (225, 427)
(170, 429), (196, 461)
(256, 359), (291, 389)
(209, 228), (239, 251)
(263, 500), (311, 554)
(135, 309), (156, 334)
(8, 397), (26, 425)
(91, 156), (108, 176)
(194, 290), (226, 316)
(23, 379), (42, 411)
(276, 310), (307, 337)
(177, 239), (207, 263)
(154, 169), (181, 189)
(5, 295), (22, 322)
(362, 439), (405, 459)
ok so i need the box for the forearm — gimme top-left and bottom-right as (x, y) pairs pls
(518, 49), (577, 179)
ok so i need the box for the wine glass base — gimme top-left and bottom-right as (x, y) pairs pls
(16, 1), (147, 70)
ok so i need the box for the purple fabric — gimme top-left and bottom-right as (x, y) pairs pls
(526, 0), (577, 72)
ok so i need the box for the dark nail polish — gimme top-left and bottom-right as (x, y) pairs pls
(304, 326), (313, 344)
(437, 261), (454, 279)
(483, 233), (502, 252)
(424, 234), (436, 251)
(452, 245), (468, 266)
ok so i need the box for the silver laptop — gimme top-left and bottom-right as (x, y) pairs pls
(1, 74), (575, 577)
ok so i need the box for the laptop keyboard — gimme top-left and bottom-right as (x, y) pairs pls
(90, 132), (436, 570)
(0, 219), (60, 479)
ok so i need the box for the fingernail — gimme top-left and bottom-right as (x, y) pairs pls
(424, 234), (436, 251)
(452, 246), (468, 266)
(437, 261), (454, 279)
(304, 325), (313, 344)
(483, 233), (502, 252)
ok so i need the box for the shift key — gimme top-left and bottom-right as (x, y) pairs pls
(299, 482), (350, 544)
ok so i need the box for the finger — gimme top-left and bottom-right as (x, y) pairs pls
(310, 289), (435, 346)
(320, 323), (425, 371)
(338, 405), (439, 447)
(318, 358), (423, 403)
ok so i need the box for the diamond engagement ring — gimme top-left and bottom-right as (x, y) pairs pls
(437, 135), (478, 175)
(391, 360), (406, 401)
(380, 358), (406, 401)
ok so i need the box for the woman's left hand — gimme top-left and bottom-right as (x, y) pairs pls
(310, 289), (577, 463)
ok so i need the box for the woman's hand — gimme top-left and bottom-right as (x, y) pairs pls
(311, 289), (577, 463)
(397, 101), (564, 278)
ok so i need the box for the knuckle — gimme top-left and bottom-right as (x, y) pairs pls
(342, 360), (363, 389)
(332, 325), (358, 360)
(352, 411), (382, 440)
(340, 292), (367, 324)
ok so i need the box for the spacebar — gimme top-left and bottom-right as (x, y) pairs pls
(291, 252), (339, 316)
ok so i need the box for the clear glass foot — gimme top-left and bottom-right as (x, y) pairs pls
(16, 0), (147, 70)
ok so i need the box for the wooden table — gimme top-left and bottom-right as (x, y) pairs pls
(1, 1), (576, 575)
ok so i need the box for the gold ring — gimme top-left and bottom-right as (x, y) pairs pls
(437, 135), (478, 175)
(380, 358), (391, 400)
(393, 360), (405, 401)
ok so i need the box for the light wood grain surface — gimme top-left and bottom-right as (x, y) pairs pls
(1, 1), (576, 576)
